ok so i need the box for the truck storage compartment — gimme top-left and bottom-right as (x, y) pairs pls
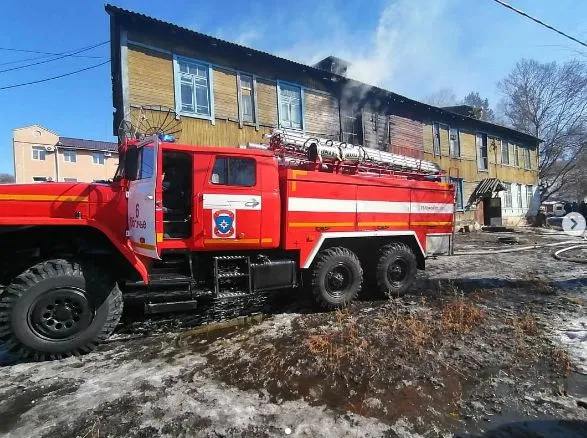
(251, 260), (297, 291)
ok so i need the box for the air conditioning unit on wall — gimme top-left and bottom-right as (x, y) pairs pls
(103, 152), (112, 157)
(44, 145), (55, 152)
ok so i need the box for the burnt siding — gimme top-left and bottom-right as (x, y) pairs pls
(388, 115), (424, 159)
(304, 90), (340, 138)
(362, 110), (388, 150)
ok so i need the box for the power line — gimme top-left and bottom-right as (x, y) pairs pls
(0, 45), (104, 57)
(0, 41), (109, 74)
(491, 0), (587, 49)
(0, 60), (110, 90)
(0, 49), (105, 68)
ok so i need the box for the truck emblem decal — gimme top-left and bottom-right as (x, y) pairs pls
(213, 209), (236, 238)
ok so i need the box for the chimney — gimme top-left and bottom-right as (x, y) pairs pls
(313, 56), (351, 77)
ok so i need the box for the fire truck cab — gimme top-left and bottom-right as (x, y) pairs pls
(0, 133), (454, 361)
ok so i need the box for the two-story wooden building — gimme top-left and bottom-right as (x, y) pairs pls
(106, 5), (540, 229)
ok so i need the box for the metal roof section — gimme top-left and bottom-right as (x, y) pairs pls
(58, 137), (118, 152)
(467, 178), (506, 207)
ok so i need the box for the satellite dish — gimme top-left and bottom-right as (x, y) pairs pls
(118, 105), (182, 146)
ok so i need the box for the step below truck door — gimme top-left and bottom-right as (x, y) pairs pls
(127, 138), (161, 259)
(200, 154), (263, 249)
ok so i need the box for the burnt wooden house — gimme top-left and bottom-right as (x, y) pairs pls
(106, 5), (540, 228)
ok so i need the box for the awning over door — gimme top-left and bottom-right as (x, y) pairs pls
(467, 178), (505, 206)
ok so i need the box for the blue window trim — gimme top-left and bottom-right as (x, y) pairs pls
(277, 80), (305, 131)
(172, 54), (215, 124)
(450, 177), (464, 212)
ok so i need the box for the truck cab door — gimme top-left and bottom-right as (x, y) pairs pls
(200, 155), (262, 249)
(127, 137), (160, 259)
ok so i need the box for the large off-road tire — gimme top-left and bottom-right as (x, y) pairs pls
(0, 259), (123, 361)
(311, 247), (363, 309)
(375, 243), (417, 297)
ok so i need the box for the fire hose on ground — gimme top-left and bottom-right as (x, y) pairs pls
(553, 243), (587, 264)
(454, 239), (587, 264)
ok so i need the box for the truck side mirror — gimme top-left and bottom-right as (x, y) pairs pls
(124, 148), (139, 181)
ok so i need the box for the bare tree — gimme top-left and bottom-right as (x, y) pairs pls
(422, 88), (457, 107)
(0, 174), (15, 184)
(499, 59), (587, 201)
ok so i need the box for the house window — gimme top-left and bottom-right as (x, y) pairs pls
(503, 183), (512, 208)
(342, 113), (362, 144)
(64, 178), (77, 182)
(523, 147), (531, 169)
(32, 146), (46, 161)
(526, 185), (533, 209)
(476, 133), (488, 170)
(211, 157), (256, 187)
(239, 74), (255, 123)
(92, 152), (105, 165)
(517, 184), (523, 209)
(502, 140), (510, 165)
(33, 176), (48, 182)
(451, 178), (464, 211)
(278, 83), (302, 130)
(449, 128), (460, 157)
(432, 123), (441, 156)
(514, 144), (520, 167)
(175, 57), (211, 118)
(63, 150), (76, 163)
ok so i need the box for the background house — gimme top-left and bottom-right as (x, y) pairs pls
(13, 125), (118, 183)
(106, 5), (540, 228)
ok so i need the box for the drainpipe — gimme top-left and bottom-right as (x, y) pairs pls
(54, 144), (60, 182)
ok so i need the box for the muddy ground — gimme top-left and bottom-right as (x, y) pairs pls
(1, 228), (587, 437)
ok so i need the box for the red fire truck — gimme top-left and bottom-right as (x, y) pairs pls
(0, 130), (454, 360)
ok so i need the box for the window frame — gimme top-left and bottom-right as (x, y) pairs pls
(526, 185), (533, 209)
(516, 184), (523, 209)
(450, 177), (464, 211)
(92, 151), (105, 166)
(501, 140), (510, 165)
(63, 177), (78, 182)
(523, 146), (532, 169)
(514, 144), (520, 167)
(210, 156), (257, 187)
(277, 81), (304, 130)
(62, 149), (77, 163)
(432, 122), (441, 156)
(503, 182), (512, 208)
(172, 55), (215, 122)
(31, 146), (46, 161)
(237, 72), (256, 126)
(476, 132), (489, 171)
(449, 127), (460, 158)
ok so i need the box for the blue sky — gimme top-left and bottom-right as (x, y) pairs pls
(1, 0), (587, 174)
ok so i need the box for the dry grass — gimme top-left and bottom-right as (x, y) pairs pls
(304, 310), (372, 373)
(551, 347), (574, 376)
(512, 314), (539, 336)
(440, 298), (485, 334)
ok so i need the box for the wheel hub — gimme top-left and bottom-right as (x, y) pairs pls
(387, 259), (408, 283)
(325, 263), (352, 298)
(29, 288), (94, 340)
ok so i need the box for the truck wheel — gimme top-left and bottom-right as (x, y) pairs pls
(375, 243), (417, 297)
(311, 247), (363, 309)
(0, 259), (123, 361)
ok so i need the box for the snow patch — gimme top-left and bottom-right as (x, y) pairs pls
(558, 316), (587, 374)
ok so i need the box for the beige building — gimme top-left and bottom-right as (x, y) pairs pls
(13, 125), (119, 183)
